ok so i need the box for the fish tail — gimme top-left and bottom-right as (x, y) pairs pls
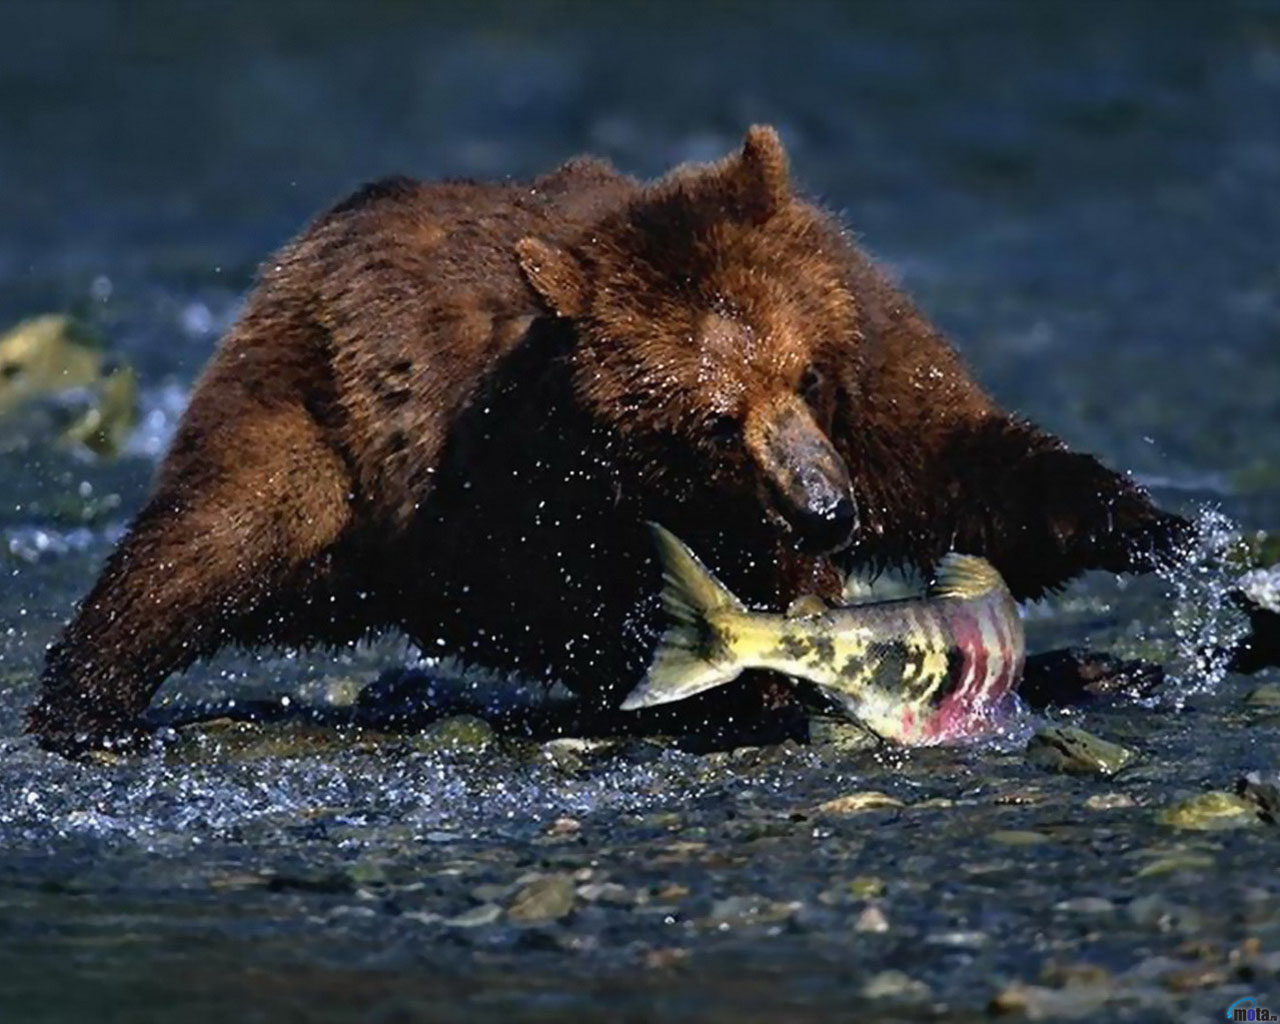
(620, 524), (747, 711)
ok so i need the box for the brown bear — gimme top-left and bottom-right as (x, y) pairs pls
(27, 126), (1187, 755)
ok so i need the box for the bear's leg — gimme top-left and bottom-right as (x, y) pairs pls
(26, 408), (353, 756)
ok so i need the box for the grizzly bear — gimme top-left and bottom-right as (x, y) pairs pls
(27, 126), (1187, 755)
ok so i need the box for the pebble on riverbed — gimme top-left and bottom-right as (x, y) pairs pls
(412, 714), (495, 754)
(861, 970), (930, 1001)
(812, 791), (904, 816)
(1157, 791), (1264, 830)
(1025, 724), (1136, 776)
(0, 314), (138, 456)
(506, 874), (576, 924)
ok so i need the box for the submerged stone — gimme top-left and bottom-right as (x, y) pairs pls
(862, 970), (930, 1001)
(506, 874), (576, 924)
(1236, 770), (1280, 820)
(853, 905), (890, 933)
(807, 715), (881, 755)
(0, 314), (138, 456)
(413, 714), (495, 754)
(813, 791), (904, 816)
(168, 719), (363, 761)
(447, 903), (503, 928)
(1025, 724), (1136, 776)
(1157, 791), (1262, 830)
(1231, 563), (1280, 673)
(1244, 682), (1280, 707)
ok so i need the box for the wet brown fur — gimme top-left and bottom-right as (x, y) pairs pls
(27, 127), (1185, 753)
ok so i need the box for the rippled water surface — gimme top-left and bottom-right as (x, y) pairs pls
(2, 2), (1279, 1021)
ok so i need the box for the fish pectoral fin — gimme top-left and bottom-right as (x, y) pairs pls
(785, 594), (828, 619)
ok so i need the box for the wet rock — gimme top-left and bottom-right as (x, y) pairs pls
(545, 817), (582, 838)
(707, 895), (800, 928)
(653, 882), (690, 903)
(813, 791), (904, 816)
(1161, 964), (1227, 991)
(819, 876), (885, 905)
(1053, 896), (1115, 914)
(447, 903), (503, 928)
(1126, 895), (1203, 933)
(861, 970), (930, 1001)
(168, 719), (358, 762)
(989, 829), (1052, 846)
(1230, 563), (1280, 672)
(1025, 724), (1136, 776)
(1245, 682), (1280, 707)
(322, 676), (368, 708)
(643, 947), (690, 970)
(1236, 770), (1280, 820)
(990, 981), (1113, 1019)
(507, 874), (576, 924)
(926, 930), (988, 949)
(1084, 791), (1137, 810)
(1134, 853), (1215, 877)
(807, 715), (880, 754)
(0, 314), (138, 455)
(414, 715), (494, 754)
(1020, 648), (1164, 707)
(401, 911), (444, 926)
(848, 876), (885, 898)
(539, 737), (622, 773)
(1037, 961), (1114, 988)
(854, 905), (889, 933)
(353, 667), (437, 725)
(1157, 791), (1263, 830)
(576, 882), (634, 906)
(327, 904), (378, 921)
(469, 882), (513, 904)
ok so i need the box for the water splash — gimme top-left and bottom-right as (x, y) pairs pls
(1157, 506), (1250, 707)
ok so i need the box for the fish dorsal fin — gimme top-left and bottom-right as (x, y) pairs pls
(785, 594), (827, 619)
(928, 554), (1007, 599)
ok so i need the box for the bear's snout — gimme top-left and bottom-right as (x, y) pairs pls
(747, 398), (858, 553)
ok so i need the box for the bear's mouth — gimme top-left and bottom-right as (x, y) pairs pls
(766, 482), (860, 554)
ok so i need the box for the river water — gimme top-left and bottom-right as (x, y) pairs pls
(2, 2), (1279, 1021)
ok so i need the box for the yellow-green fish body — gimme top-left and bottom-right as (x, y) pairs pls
(622, 525), (1025, 745)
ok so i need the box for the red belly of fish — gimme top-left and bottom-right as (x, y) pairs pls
(915, 599), (1023, 743)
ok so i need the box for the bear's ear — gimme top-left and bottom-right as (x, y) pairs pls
(732, 125), (791, 222)
(516, 237), (588, 319)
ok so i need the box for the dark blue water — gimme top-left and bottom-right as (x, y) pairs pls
(1, 2), (1278, 1020)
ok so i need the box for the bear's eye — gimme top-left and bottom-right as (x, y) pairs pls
(705, 413), (739, 447)
(800, 367), (825, 406)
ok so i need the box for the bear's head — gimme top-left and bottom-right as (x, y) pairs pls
(517, 126), (862, 553)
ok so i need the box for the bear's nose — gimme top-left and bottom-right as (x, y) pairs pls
(793, 492), (859, 552)
(747, 398), (859, 553)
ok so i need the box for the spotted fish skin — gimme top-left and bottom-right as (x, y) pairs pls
(621, 524), (1025, 745)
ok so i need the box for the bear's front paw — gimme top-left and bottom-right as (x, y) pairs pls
(1029, 451), (1192, 574)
